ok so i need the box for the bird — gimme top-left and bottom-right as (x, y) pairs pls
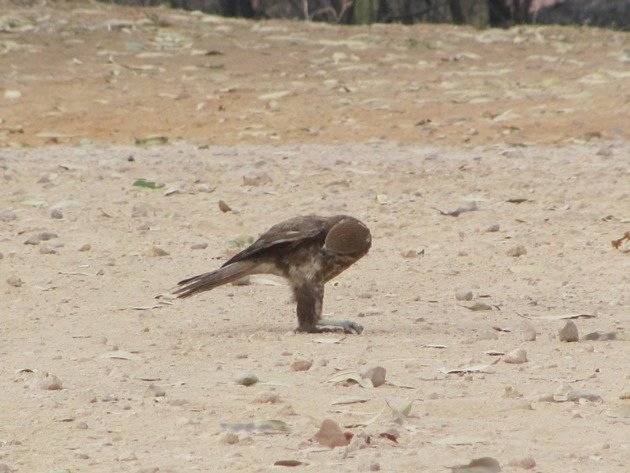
(173, 214), (372, 334)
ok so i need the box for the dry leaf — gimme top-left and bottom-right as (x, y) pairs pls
(464, 302), (494, 311)
(274, 460), (305, 467)
(330, 396), (369, 405)
(611, 231), (630, 252)
(327, 372), (373, 388)
(101, 350), (141, 361)
(534, 313), (597, 320)
(432, 201), (478, 217)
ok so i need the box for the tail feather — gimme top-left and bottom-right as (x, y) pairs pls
(173, 261), (256, 298)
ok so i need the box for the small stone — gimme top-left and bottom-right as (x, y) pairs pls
(455, 290), (473, 301)
(24, 234), (42, 245)
(313, 419), (349, 448)
(190, 242), (208, 250)
(518, 321), (537, 341)
(558, 321), (579, 342)
(29, 372), (63, 390)
(506, 244), (527, 257)
(39, 231), (58, 241)
(596, 147), (613, 157)
(507, 456), (536, 469)
(235, 373), (259, 386)
(0, 209), (16, 221)
(220, 432), (239, 445)
(218, 200), (231, 212)
(253, 390), (280, 404)
(291, 359), (313, 372)
(119, 451), (137, 461)
(504, 349), (528, 364)
(620, 391), (630, 400)
(75, 452), (90, 460)
(39, 244), (58, 254)
(76, 421), (88, 430)
(144, 384), (166, 397)
(242, 170), (272, 186)
(79, 243), (91, 252)
(50, 208), (63, 219)
(146, 245), (169, 257)
(7, 276), (23, 287)
(486, 223), (500, 232)
(363, 366), (386, 387)
(362, 461), (381, 471)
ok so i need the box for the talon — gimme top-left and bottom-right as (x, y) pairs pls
(342, 321), (363, 335)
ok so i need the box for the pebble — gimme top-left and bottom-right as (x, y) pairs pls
(506, 244), (527, 257)
(144, 384), (166, 397)
(76, 421), (88, 430)
(191, 242), (208, 250)
(518, 321), (537, 341)
(486, 223), (500, 232)
(507, 456), (536, 469)
(363, 366), (386, 387)
(313, 419), (348, 448)
(218, 200), (232, 212)
(220, 432), (239, 445)
(234, 373), (259, 386)
(24, 234), (42, 245)
(291, 358), (313, 371)
(455, 290), (473, 301)
(253, 390), (280, 404)
(146, 245), (169, 257)
(0, 209), (16, 221)
(7, 276), (23, 287)
(504, 349), (528, 364)
(118, 451), (137, 461)
(51, 208), (63, 219)
(558, 321), (579, 342)
(39, 244), (58, 255)
(29, 372), (63, 390)
(242, 170), (272, 186)
(362, 461), (381, 471)
(78, 243), (91, 252)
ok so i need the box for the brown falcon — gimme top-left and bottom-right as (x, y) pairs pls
(173, 215), (371, 334)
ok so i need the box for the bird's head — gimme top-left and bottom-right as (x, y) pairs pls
(321, 218), (371, 257)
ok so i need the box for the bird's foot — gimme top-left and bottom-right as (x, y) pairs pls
(337, 320), (363, 335)
(308, 318), (363, 335)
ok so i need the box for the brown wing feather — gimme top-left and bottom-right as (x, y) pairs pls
(221, 215), (331, 267)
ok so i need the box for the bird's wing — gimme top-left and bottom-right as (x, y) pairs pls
(221, 215), (329, 267)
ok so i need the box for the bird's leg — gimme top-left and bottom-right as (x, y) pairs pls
(294, 281), (363, 335)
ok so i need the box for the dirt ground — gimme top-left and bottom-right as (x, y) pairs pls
(1, 1), (629, 473)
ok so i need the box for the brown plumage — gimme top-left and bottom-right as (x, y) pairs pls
(173, 215), (371, 334)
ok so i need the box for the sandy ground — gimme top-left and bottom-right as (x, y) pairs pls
(1, 1), (630, 473)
